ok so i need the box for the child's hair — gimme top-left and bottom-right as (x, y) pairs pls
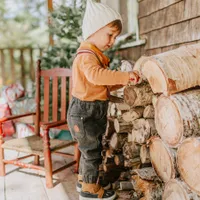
(108, 19), (122, 33)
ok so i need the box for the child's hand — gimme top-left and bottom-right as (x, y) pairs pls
(128, 71), (141, 85)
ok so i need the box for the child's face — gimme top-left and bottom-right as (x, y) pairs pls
(88, 25), (120, 51)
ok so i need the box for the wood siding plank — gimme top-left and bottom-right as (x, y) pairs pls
(139, 0), (200, 34)
(139, 0), (182, 18)
(144, 17), (200, 49)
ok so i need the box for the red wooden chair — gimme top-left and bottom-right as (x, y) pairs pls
(0, 60), (80, 188)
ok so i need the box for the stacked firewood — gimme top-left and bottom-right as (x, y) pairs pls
(102, 44), (200, 200)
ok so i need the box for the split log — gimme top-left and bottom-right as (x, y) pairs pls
(115, 102), (130, 111)
(132, 175), (163, 200)
(122, 142), (140, 160)
(149, 137), (177, 183)
(109, 95), (124, 103)
(122, 107), (144, 122)
(152, 94), (159, 108)
(105, 118), (115, 139)
(114, 154), (124, 166)
(141, 44), (200, 95)
(114, 118), (133, 133)
(140, 145), (151, 164)
(163, 179), (199, 200)
(124, 158), (141, 169)
(177, 137), (200, 196)
(109, 132), (128, 150)
(119, 181), (134, 190)
(132, 119), (157, 144)
(155, 89), (200, 147)
(124, 83), (154, 107)
(131, 167), (159, 181)
(143, 105), (154, 119)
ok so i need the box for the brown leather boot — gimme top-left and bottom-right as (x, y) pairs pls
(79, 182), (116, 200)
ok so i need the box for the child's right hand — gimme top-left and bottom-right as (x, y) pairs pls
(128, 71), (141, 85)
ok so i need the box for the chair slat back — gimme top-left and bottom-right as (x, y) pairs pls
(36, 61), (72, 127)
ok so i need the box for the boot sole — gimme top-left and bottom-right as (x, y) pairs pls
(79, 192), (116, 200)
(77, 183), (111, 193)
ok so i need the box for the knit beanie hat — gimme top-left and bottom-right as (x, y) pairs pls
(82, 0), (122, 40)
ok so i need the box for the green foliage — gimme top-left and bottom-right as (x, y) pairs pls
(41, 2), (136, 70)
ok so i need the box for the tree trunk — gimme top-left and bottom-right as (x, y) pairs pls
(141, 44), (200, 95)
(155, 89), (200, 147)
(177, 137), (200, 196)
(124, 83), (154, 107)
(163, 179), (199, 200)
(149, 137), (177, 183)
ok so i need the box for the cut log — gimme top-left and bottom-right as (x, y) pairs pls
(124, 83), (154, 107)
(141, 44), (200, 95)
(177, 137), (200, 196)
(152, 94), (159, 108)
(124, 158), (141, 168)
(115, 102), (130, 111)
(105, 118), (115, 139)
(143, 105), (154, 119)
(119, 181), (134, 190)
(114, 118), (133, 133)
(132, 119), (157, 144)
(163, 179), (199, 200)
(132, 175), (163, 200)
(131, 167), (159, 181)
(109, 95), (124, 103)
(109, 132), (128, 150)
(140, 145), (151, 164)
(155, 89), (200, 147)
(114, 154), (124, 166)
(133, 56), (148, 82)
(122, 142), (141, 160)
(149, 137), (177, 183)
(122, 107), (144, 122)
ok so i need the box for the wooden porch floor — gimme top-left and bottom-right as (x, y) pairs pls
(0, 137), (132, 200)
(0, 146), (79, 200)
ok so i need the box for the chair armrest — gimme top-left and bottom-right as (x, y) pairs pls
(41, 120), (67, 130)
(0, 112), (36, 123)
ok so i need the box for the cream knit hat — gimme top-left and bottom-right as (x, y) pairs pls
(82, 0), (122, 40)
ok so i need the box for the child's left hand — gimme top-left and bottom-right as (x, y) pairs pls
(128, 71), (141, 85)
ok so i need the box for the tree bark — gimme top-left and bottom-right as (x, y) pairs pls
(141, 44), (200, 95)
(109, 132), (128, 151)
(140, 145), (151, 164)
(155, 89), (200, 147)
(114, 118), (133, 133)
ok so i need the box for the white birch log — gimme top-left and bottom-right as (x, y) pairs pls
(163, 179), (199, 200)
(155, 89), (200, 147)
(177, 137), (200, 196)
(149, 136), (177, 183)
(141, 44), (200, 95)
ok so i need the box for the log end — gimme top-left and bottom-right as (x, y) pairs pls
(155, 95), (183, 147)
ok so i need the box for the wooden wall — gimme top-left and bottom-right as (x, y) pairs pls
(120, 0), (200, 61)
